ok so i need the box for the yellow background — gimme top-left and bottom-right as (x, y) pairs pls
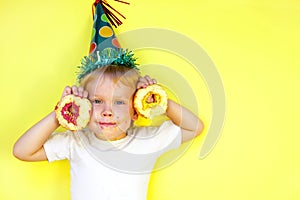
(1, 0), (300, 199)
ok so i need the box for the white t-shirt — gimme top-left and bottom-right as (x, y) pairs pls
(44, 120), (182, 200)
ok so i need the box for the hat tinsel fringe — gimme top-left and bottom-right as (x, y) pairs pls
(77, 48), (138, 81)
(93, 0), (129, 27)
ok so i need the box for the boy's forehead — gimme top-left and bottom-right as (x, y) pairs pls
(87, 77), (135, 97)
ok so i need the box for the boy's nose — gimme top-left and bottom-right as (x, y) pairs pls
(102, 110), (113, 117)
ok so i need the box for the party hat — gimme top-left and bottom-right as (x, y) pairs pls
(77, 0), (138, 81)
(89, 0), (127, 54)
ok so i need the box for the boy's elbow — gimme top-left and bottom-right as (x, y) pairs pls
(13, 143), (47, 161)
(13, 144), (25, 160)
(13, 143), (30, 161)
(195, 119), (204, 137)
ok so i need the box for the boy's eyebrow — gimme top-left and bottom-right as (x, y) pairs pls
(113, 95), (131, 100)
(89, 95), (103, 99)
(89, 94), (131, 100)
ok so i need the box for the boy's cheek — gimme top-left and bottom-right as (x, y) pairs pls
(91, 106), (102, 116)
(112, 106), (132, 114)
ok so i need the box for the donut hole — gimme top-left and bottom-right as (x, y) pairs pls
(68, 103), (77, 114)
(143, 92), (161, 108)
(61, 102), (80, 125)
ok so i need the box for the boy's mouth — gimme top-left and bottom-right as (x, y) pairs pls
(98, 122), (117, 128)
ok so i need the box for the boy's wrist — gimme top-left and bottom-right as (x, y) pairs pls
(54, 101), (60, 111)
(50, 110), (60, 127)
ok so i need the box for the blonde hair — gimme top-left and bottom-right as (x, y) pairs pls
(79, 65), (141, 90)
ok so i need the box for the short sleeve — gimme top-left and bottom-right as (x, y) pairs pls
(43, 131), (73, 162)
(154, 120), (182, 155)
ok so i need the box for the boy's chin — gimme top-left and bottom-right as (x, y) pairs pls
(88, 123), (130, 135)
(94, 131), (127, 141)
(91, 126), (127, 137)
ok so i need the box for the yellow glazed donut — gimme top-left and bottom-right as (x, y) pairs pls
(55, 94), (92, 131)
(134, 84), (168, 119)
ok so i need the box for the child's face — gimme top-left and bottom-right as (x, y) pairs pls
(86, 76), (137, 140)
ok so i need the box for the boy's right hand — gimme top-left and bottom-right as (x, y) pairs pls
(56, 86), (92, 131)
(61, 86), (89, 99)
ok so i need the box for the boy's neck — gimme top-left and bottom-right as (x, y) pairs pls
(95, 132), (127, 141)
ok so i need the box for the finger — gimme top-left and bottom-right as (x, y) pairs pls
(138, 77), (147, 84)
(77, 87), (84, 98)
(138, 81), (154, 88)
(62, 86), (72, 97)
(144, 75), (156, 85)
(83, 90), (89, 98)
(137, 81), (149, 89)
(144, 75), (152, 83)
(72, 85), (78, 96)
(137, 77), (148, 89)
(149, 78), (156, 85)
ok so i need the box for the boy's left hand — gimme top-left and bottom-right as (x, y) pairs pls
(137, 75), (157, 89)
(136, 75), (158, 103)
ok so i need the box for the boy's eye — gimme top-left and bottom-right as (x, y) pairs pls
(114, 100), (125, 105)
(94, 99), (103, 104)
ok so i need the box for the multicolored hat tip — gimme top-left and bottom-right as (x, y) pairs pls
(77, 0), (138, 82)
(89, 2), (120, 54)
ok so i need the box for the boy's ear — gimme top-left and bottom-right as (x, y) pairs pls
(131, 95), (138, 121)
(132, 110), (138, 121)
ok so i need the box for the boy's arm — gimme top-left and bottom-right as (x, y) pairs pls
(13, 86), (88, 161)
(13, 111), (59, 161)
(166, 99), (203, 143)
(137, 76), (204, 143)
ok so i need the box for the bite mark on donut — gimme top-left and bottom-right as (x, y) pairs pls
(134, 84), (168, 119)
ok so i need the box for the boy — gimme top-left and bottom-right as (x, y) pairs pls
(13, 64), (203, 199)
